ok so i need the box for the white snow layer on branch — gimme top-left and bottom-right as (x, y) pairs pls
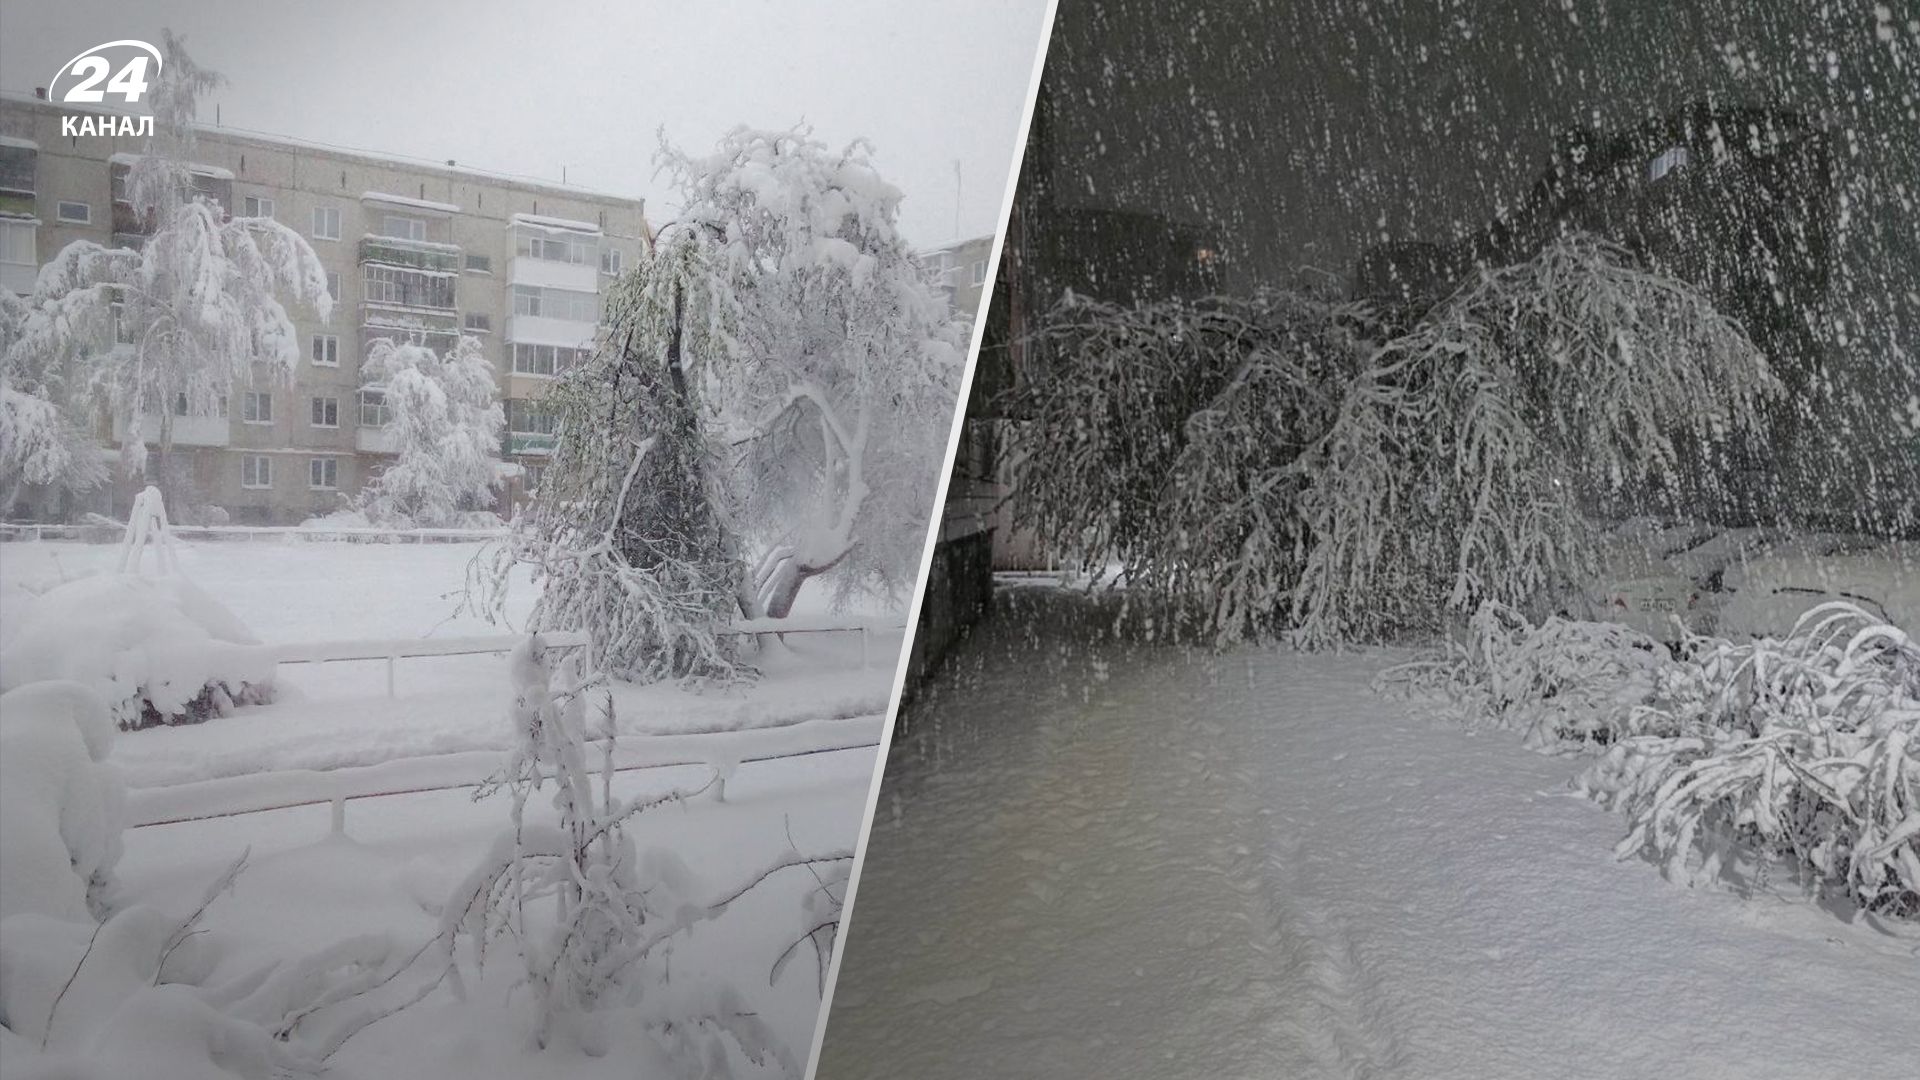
(357, 335), (503, 528)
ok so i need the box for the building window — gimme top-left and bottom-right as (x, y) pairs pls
(0, 219), (35, 270)
(357, 389), (391, 428)
(365, 264), (455, 309)
(172, 392), (226, 417)
(241, 455), (273, 489)
(57, 201), (92, 224)
(463, 312), (492, 333)
(0, 144), (33, 196)
(517, 232), (593, 264)
(312, 205), (341, 241)
(326, 271), (340, 300)
(524, 465), (545, 491)
(511, 342), (586, 376)
(1647, 145), (1690, 183)
(600, 248), (622, 276)
(243, 195), (275, 219)
(242, 391), (273, 425)
(464, 253), (492, 273)
(310, 396), (339, 428)
(382, 214), (426, 241)
(506, 398), (558, 435)
(310, 334), (339, 366)
(309, 457), (338, 490)
(512, 284), (597, 322)
(972, 259), (987, 285)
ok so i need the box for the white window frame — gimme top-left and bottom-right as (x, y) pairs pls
(56, 200), (92, 224)
(358, 389), (391, 428)
(600, 248), (622, 276)
(0, 219), (35, 268)
(241, 454), (273, 489)
(308, 457), (338, 490)
(1648, 145), (1690, 183)
(242, 391), (273, 425)
(312, 205), (341, 241)
(382, 214), (426, 242)
(463, 312), (492, 333)
(310, 334), (339, 367)
(243, 195), (276, 219)
(310, 396), (339, 428)
(464, 253), (492, 274)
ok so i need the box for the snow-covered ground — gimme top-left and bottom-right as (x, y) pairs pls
(1, 539), (902, 790)
(815, 586), (1920, 1079)
(0, 535), (897, 1077)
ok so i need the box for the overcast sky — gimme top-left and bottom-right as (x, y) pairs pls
(1, 0), (1051, 247)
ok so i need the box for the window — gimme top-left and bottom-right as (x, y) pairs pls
(972, 259), (987, 285)
(512, 285), (597, 322)
(1648, 145), (1690, 183)
(0, 144), (33, 196)
(108, 292), (137, 345)
(326, 271), (340, 300)
(57, 201), (91, 224)
(524, 465), (545, 491)
(381, 214), (426, 241)
(506, 398), (558, 434)
(464, 253), (492, 273)
(600, 248), (622, 276)
(310, 334), (339, 366)
(243, 195), (275, 219)
(310, 396), (339, 428)
(365, 265), (455, 309)
(309, 457), (338, 490)
(0, 220), (34, 268)
(511, 342), (586, 376)
(463, 312), (492, 333)
(242, 391), (272, 424)
(175, 392), (228, 417)
(357, 389), (391, 427)
(241, 455), (273, 489)
(517, 232), (594, 264)
(312, 205), (341, 240)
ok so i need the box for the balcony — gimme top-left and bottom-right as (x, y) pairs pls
(507, 314), (597, 350)
(113, 411), (230, 448)
(509, 254), (598, 293)
(506, 431), (556, 456)
(356, 426), (399, 454)
(359, 235), (461, 274)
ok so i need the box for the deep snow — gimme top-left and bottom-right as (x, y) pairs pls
(814, 586), (1920, 1079)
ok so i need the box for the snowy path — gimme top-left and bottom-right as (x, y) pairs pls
(815, 589), (1919, 1079)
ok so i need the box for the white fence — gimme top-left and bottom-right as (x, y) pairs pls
(0, 521), (506, 544)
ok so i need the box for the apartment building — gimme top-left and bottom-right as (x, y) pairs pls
(913, 234), (994, 320)
(0, 92), (650, 524)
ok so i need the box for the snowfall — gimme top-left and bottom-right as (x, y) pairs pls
(0, 535), (897, 1079)
(814, 584), (1920, 1080)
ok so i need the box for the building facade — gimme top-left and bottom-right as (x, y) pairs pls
(913, 234), (995, 323)
(0, 93), (649, 524)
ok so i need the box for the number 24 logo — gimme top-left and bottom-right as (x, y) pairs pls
(53, 40), (163, 105)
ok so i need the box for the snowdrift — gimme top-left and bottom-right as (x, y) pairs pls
(0, 573), (275, 730)
(0, 682), (123, 924)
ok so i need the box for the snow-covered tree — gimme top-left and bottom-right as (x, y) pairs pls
(1009, 289), (1367, 639)
(494, 240), (743, 682)
(1, 30), (331, 502)
(664, 127), (965, 618)
(1291, 234), (1779, 646)
(356, 335), (503, 527)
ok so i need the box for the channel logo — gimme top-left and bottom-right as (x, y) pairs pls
(49, 39), (161, 136)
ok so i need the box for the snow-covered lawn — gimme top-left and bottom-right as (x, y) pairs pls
(817, 587), (1920, 1079)
(0, 535), (896, 1077)
(0, 539), (901, 791)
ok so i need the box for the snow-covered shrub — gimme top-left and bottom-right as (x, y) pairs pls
(0, 570), (273, 730)
(356, 336), (504, 528)
(1579, 604), (1920, 916)
(1292, 235), (1778, 646)
(1010, 290), (1365, 640)
(1378, 602), (1678, 749)
(486, 240), (742, 683)
(0, 683), (123, 924)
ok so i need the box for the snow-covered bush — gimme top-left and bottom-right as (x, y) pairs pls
(1292, 235), (1777, 646)
(1, 496), (273, 729)
(0, 682), (123, 924)
(1378, 601), (1678, 750)
(1010, 290), (1365, 640)
(1579, 604), (1920, 916)
(356, 336), (503, 528)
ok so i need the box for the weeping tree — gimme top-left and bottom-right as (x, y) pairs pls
(665, 128), (964, 619)
(0, 290), (108, 513)
(1290, 234), (1780, 646)
(1009, 290), (1370, 637)
(492, 235), (742, 682)
(357, 335), (503, 527)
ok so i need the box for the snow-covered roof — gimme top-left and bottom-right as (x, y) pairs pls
(0, 214), (40, 224)
(359, 233), (462, 254)
(0, 135), (38, 151)
(107, 152), (235, 180)
(510, 212), (601, 235)
(362, 192), (461, 215)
